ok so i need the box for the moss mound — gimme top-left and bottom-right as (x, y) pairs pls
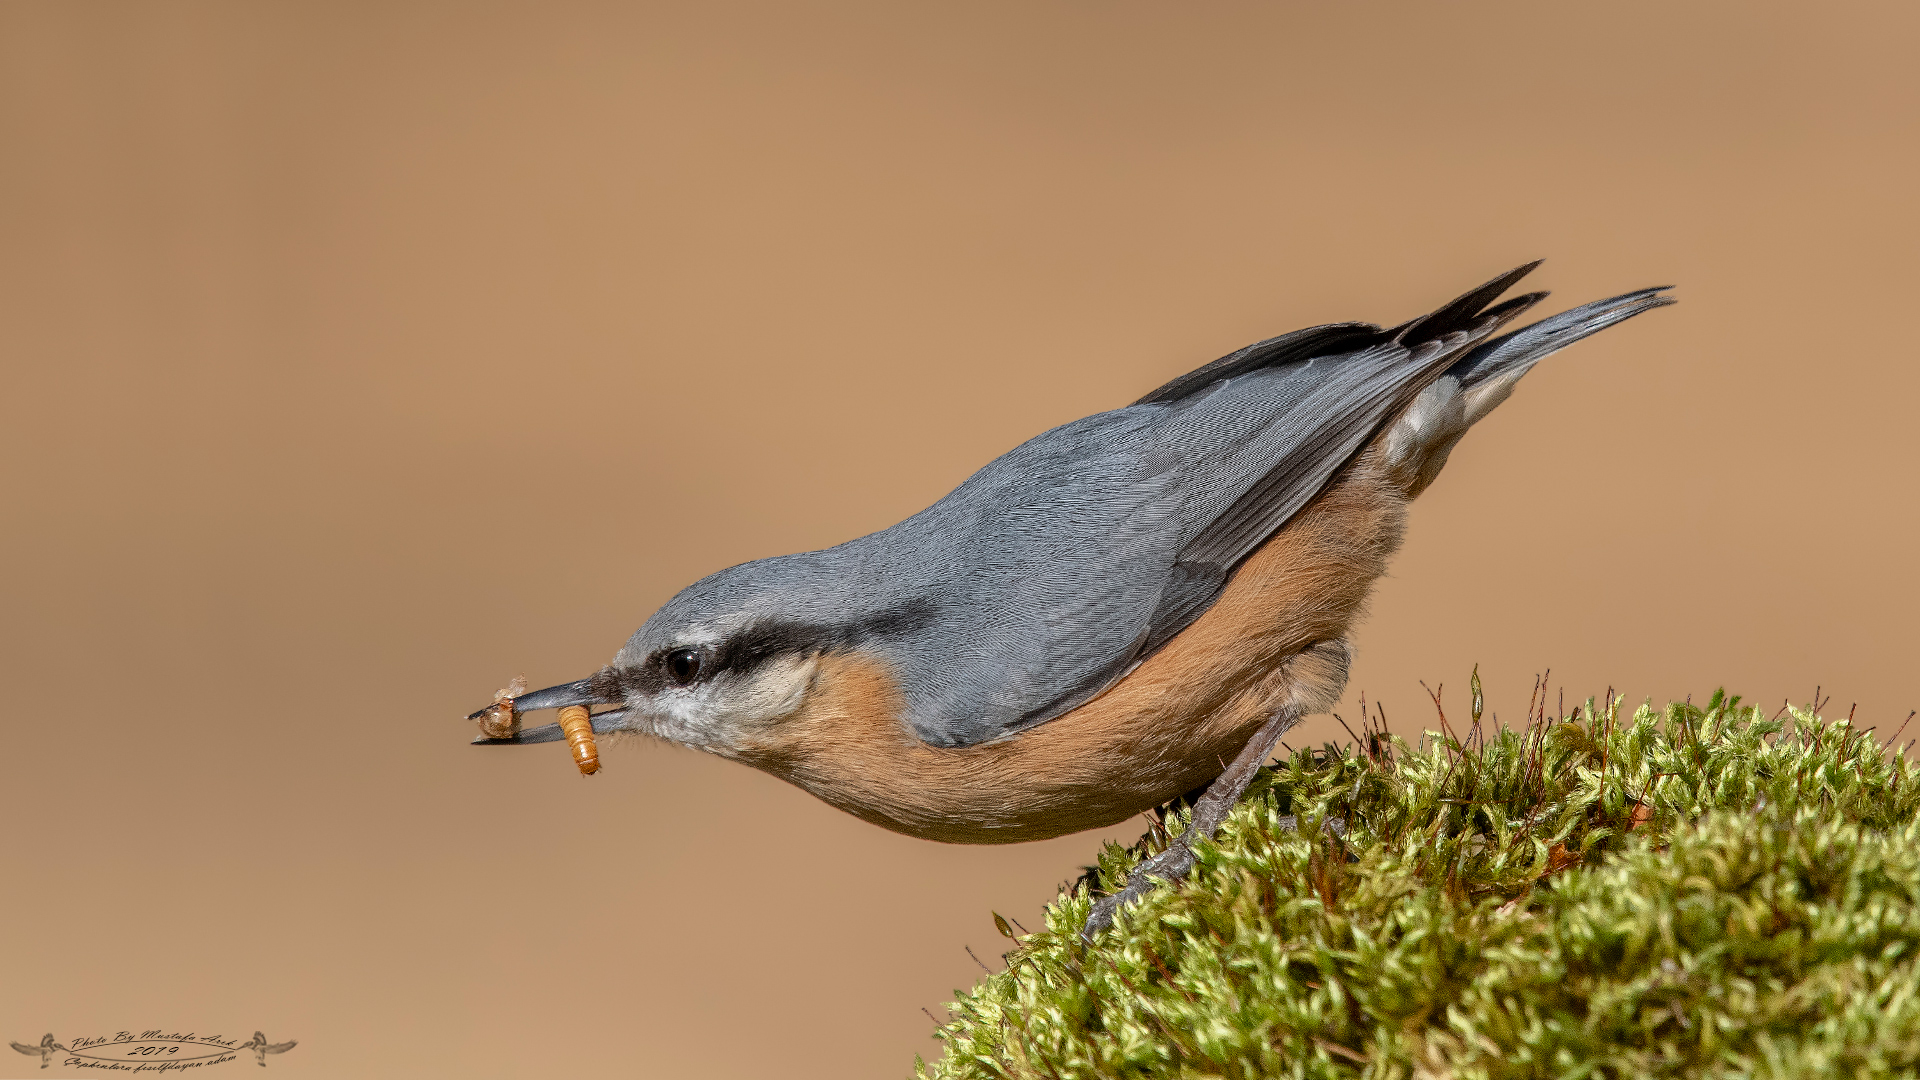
(918, 690), (1920, 1079)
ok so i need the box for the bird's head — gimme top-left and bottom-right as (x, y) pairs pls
(471, 552), (931, 756)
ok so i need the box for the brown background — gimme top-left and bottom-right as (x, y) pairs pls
(3, 2), (1916, 1076)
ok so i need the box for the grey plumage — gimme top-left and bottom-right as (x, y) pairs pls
(610, 264), (1671, 749)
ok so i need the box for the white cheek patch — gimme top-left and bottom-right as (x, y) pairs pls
(652, 692), (716, 747)
(650, 654), (820, 750)
(723, 654), (820, 726)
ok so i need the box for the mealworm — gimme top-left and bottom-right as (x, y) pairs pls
(558, 704), (600, 776)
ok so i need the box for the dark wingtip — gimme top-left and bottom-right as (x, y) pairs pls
(1476, 289), (1551, 327)
(1397, 261), (1547, 347)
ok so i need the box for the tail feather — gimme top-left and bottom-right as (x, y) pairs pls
(1447, 286), (1675, 391)
(1134, 261), (1554, 408)
(1381, 283), (1675, 497)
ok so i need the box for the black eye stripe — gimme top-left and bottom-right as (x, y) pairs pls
(632, 600), (938, 691)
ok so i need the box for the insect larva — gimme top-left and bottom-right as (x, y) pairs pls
(558, 704), (600, 776)
(476, 701), (519, 740)
(474, 674), (527, 740)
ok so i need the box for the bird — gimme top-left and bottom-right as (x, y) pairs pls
(237, 1032), (295, 1067)
(9, 1034), (65, 1069)
(470, 262), (1672, 932)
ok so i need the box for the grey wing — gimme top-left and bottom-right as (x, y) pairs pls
(885, 264), (1547, 747)
(1135, 266), (1546, 653)
(11, 1042), (40, 1055)
(264, 1042), (296, 1054)
(875, 408), (1194, 746)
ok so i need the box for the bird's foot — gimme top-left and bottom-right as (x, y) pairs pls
(1083, 837), (1199, 937)
(1079, 705), (1301, 942)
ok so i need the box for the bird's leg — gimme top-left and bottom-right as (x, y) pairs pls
(1083, 706), (1300, 939)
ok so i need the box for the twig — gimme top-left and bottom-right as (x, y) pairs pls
(1139, 942), (1196, 1003)
(965, 945), (994, 975)
(1421, 681), (1453, 740)
(1597, 689), (1612, 795)
(1885, 711), (1916, 753)
(1333, 712), (1364, 753)
(1422, 681), (1462, 796)
(1315, 1038), (1370, 1064)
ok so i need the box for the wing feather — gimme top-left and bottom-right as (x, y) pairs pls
(1132, 322), (1383, 406)
(873, 264), (1554, 746)
(1131, 280), (1546, 654)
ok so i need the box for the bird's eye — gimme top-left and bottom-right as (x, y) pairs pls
(666, 648), (703, 685)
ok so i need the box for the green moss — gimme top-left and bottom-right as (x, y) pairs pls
(917, 691), (1920, 1080)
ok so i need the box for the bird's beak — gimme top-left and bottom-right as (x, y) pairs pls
(466, 677), (630, 746)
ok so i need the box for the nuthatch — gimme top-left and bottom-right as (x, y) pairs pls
(470, 263), (1671, 932)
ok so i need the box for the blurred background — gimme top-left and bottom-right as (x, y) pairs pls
(3, 1), (1916, 1076)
